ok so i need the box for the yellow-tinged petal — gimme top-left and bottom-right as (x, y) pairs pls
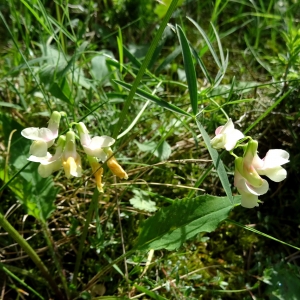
(107, 155), (128, 179)
(63, 156), (82, 178)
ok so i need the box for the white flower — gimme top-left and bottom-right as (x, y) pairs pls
(234, 140), (289, 208)
(234, 169), (269, 208)
(76, 122), (115, 161)
(28, 135), (66, 178)
(210, 118), (244, 151)
(21, 111), (61, 157)
(252, 149), (289, 182)
(62, 131), (82, 178)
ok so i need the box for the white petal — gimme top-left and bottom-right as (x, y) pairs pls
(215, 125), (224, 135)
(258, 166), (287, 182)
(90, 136), (115, 148)
(220, 119), (234, 134)
(262, 149), (290, 169)
(245, 179), (269, 195)
(83, 145), (107, 160)
(210, 134), (225, 149)
(252, 153), (264, 169)
(28, 152), (52, 163)
(21, 127), (54, 141)
(38, 160), (62, 178)
(224, 129), (244, 151)
(38, 127), (56, 141)
(239, 191), (259, 208)
(29, 140), (48, 157)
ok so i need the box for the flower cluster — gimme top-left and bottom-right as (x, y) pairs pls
(210, 119), (289, 208)
(21, 111), (128, 192)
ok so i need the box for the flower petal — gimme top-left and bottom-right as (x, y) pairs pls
(239, 191), (260, 208)
(21, 127), (55, 141)
(90, 136), (115, 148)
(29, 140), (48, 157)
(244, 179), (269, 195)
(262, 149), (290, 169)
(220, 119), (234, 134)
(28, 152), (52, 163)
(224, 129), (244, 151)
(258, 166), (287, 182)
(38, 160), (62, 178)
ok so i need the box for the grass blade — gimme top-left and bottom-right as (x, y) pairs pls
(114, 80), (192, 117)
(177, 25), (198, 115)
(187, 17), (222, 69)
(196, 119), (233, 203)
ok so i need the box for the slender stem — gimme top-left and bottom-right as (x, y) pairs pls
(84, 249), (135, 291)
(0, 262), (44, 300)
(0, 212), (64, 299)
(72, 188), (99, 286)
(112, 0), (180, 139)
(41, 221), (70, 299)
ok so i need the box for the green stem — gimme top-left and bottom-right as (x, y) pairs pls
(0, 212), (65, 299)
(84, 249), (135, 291)
(0, 262), (44, 300)
(41, 221), (70, 299)
(72, 188), (99, 286)
(112, 0), (180, 139)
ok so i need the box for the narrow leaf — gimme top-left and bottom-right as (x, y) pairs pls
(136, 195), (240, 251)
(114, 80), (191, 117)
(177, 25), (198, 115)
(187, 17), (222, 68)
(135, 285), (168, 300)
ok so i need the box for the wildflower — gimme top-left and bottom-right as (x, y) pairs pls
(106, 148), (128, 179)
(252, 149), (289, 182)
(76, 122), (115, 161)
(234, 140), (289, 208)
(210, 118), (244, 151)
(234, 165), (269, 209)
(62, 131), (82, 178)
(87, 156), (104, 192)
(21, 111), (61, 157)
(28, 135), (66, 178)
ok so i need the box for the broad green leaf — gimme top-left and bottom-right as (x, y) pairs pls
(264, 263), (300, 299)
(129, 190), (157, 212)
(114, 80), (191, 117)
(135, 195), (240, 251)
(22, 174), (58, 221)
(48, 79), (73, 104)
(135, 285), (168, 300)
(196, 120), (233, 203)
(91, 55), (110, 83)
(177, 25), (198, 115)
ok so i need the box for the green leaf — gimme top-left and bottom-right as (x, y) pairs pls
(90, 55), (110, 83)
(196, 120), (233, 203)
(135, 195), (240, 251)
(129, 190), (157, 212)
(177, 25), (198, 115)
(135, 285), (168, 300)
(187, 17), (222, 68)
(48, 79), (73, 104)
(22, 173), (58, 221)
(114, 80), (191, 117)
(135, 140), (171, 161)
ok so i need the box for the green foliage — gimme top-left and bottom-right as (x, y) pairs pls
(1, 0), (300, 299)
(136, 195), (240, 251)
(129, 189), (158, 212)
